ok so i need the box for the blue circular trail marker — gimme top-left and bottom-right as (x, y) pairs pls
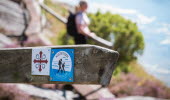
(50, 49), (74, 82)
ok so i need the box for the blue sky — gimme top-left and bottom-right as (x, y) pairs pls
(54, 0), (170, 87)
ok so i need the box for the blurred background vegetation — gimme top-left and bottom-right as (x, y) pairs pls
(42, 0), (159, 80)
(42, 0), (170, 98)
(47, 4), (145, 75)
(0, 0), (170, 99)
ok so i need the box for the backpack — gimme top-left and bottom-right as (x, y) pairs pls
(66, 12), (78, 37)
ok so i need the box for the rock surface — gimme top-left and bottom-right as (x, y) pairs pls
(0, 0), (26, 36)
(73, 85), (115, 100)
(0, 33), (19, 48)
(16, 84), (66, 100)
(0, 84), (79, 100)
(115, 96), (167, 100)
(0, 0), (52, 47)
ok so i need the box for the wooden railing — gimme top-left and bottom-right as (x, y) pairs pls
(0, 45), (119, 85)
(39, 2), (114, 48)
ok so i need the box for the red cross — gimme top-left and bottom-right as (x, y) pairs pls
(34, 51), (48, 72)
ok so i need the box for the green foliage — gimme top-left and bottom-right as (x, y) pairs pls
(88, 11), (144, 73)
(113, 62), (132, 75)
(89, 11), (144, 63)
(57, 30), (75, 45)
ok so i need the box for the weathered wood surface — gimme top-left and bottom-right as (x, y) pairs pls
(88, 34), (114, 47)
(0, 0), (26, 36)
(39, 2), (114, 48)
(0, 45), (119, 85)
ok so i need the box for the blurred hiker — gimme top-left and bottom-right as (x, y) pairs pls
(75, 5), (80, 13)
(67, 0), (95, 44)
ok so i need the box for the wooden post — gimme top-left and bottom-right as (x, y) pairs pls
(39, 2), (114, 48)
(0, 45), (119, 85)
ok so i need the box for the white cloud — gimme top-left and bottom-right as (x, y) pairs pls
(135, 14), (156, 25)
(160, 38), (170, 45)
(142, 63), (170, 75)
(161, 23), (170, 28)
(89, 3), (137, 14)
(154, 23), (170, 45)
(156, 27), (170, 35)
(54, 0), (156, 25)
(155, 68), (170, 74)
(89, 3), (156, 25)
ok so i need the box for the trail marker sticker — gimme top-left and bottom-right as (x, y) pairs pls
(50, 49), (74, 82)
(31, 48), (51, 75)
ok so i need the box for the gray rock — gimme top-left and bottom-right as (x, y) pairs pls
(17, 84), (66, 100)
(0, 0), (26, 36)
(115, 96), (168, 100)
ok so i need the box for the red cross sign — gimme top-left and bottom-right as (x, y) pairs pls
(33, 51), (48, 72)
(32, 48), (51, 75)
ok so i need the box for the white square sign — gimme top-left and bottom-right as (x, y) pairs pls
(31, 48), (51, 75)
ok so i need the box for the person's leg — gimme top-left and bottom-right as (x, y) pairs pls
(58, 66), (61, 73)
(62, 66), (65, 73)
(74, 34), (86, 44)
(63, 67), (66, 73)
